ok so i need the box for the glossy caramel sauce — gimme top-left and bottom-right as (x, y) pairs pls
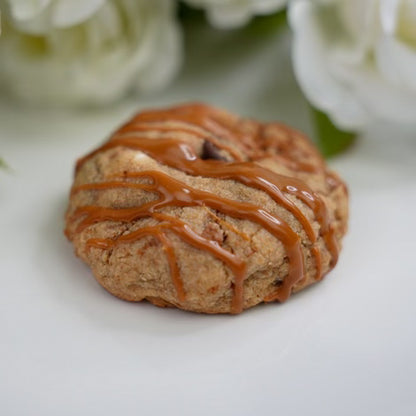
(69, 104), (339, 313)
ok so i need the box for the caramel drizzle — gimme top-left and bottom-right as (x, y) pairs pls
(72, 170), (303, 312)
(131, 104), (325, 174)
(87, 225), (186, 301)
(129, 104), (241, 145)
(71, 106), (339, 313)
(115, 122), (244, 162)
(78, 137), (336, 251)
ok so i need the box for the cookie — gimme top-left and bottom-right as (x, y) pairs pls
(65, 103), (348, 314)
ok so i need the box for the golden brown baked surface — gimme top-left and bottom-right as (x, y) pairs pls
(65, 103), (348, 314)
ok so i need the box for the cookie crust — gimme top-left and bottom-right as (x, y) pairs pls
(65, 103), (348, 314)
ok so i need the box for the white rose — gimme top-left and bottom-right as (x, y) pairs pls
(184, 0), (288, 28)
(3, 0), (106, 33)
(289, 0), (416, 130)
(0, 0), (182, 106)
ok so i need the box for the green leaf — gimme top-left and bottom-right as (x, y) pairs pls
(311, 108), (357, 158)
(178, 2), (206, 24)
(0, 157), (12, 172)
(0, 158), (8, 170)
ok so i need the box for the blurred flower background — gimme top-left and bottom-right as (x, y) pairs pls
(290, 0), (416, 130)
(1, 0), (416, 162)
(0, 0), (182, 105)
(183, 0), (288, 28)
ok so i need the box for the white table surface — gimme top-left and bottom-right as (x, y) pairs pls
(1, 27), (416, 416)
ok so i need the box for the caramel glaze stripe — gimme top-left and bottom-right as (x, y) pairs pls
(115, 122), (244, 162)
(130, 109), (311, 172)
(75, 135), (322, 281)
(268, 124), (346, 192)
(128, 105), (267, 162)
(74, 136), (338, 298)
(117, 122), (318, 174)
(70, 169), (304, 313)
(78, 105), (323, 175)
(147, 106), (326, 174)
(155, 212), (248, 314)
(128, 104), (326, 176)
(77, 136), (335, 259)
(86, 216), (247, 313)
(156, 231), (184, 301)
(88, 226), (186, 302)
(76, 132), (241, 174)
(130, 105), (239, 143)
(71, 106), (340, 309)
(311, 246), (322, 282)
(70, 180), (153, 196)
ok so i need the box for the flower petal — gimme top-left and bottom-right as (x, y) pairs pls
(376, 34), (416, 92)
(331, 60), (416, 124)
(185, 0), (287, 29)
(336, 0), (379, 64)
(380, 0), (401, 35)
(0, 0), (182, 106)
(51, 0), (106, 28)
(6, 0), (51, 21)
(290, 0), (416, 129)
(290, 1), (370, 130)
(396, 0), (416, 47)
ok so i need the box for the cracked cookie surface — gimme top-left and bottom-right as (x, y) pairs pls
(65, 103), (348, 314)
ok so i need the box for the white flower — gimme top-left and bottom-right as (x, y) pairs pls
(184, 0), (288, 29)
(289, 0), (416, 130)
(0, 0), (182, 106)
(4, 0), (106, 32)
